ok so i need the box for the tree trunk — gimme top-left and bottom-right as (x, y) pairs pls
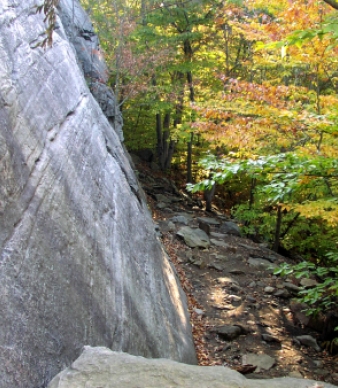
(323, 0), (338, 10)
(164, 139), (177, 170)
(280, 212), (300, 239)
(249, 177), (256, 210)
(183, 39), (195, 103)
(163, 112), (170, 130)
(152, 74), (164, 166)
(156, 112), (163, 164)
(187, 132), (193, 183)
(273, 205), (283, 252)
(161, 130), (169, 169)
(173, 71), (185, 127)
(203, 171), (216, 212)
(204, 184), (216, 212)
(154, 113), (176, 171)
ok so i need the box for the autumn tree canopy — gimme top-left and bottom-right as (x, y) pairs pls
(81, 0), (338, 323)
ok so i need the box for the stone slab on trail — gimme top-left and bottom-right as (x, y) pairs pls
(248, 257), (278, 271)
(48, 347), (337, 388)
(242, 353), (276, 373)
(197, 217), (221, 225)
(177, 226), (210, 248)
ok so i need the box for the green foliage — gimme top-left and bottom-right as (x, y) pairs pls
(231, 203), (276, 240)
(188, 152), (338, 202)
(187, 152), (338, 255)
(272, 20), (338, 51)
(274, 252), (338, 318)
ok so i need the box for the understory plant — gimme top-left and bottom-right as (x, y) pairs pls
(274, 252), (338, 318)
(274, 251), (338, 352)
(187, 152), (338, 255)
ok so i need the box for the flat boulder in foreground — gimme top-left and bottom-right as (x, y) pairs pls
(48, 347), (337, 388)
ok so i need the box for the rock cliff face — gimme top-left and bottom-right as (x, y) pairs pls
(0, 1), (196, 387)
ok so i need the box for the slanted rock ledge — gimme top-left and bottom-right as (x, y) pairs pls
(48, 347), (337, 388)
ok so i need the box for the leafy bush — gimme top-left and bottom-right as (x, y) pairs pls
(187, 152), (338, 255)
(274, 252), (338, 318)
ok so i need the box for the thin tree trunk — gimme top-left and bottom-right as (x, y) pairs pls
(324, 178), (334, 196)
(249, 177), (256, 210)
(202, 169), (216, 212)
(156, 112), (163, 164)
(187, 70), (194, 102)
(161, 130), (169, 169)
(163, 112), (170, 130)
(141, 0), (146, 23)
(273, 205), (283, 252)
(164, 139), (176, 170)
(204, 182), (216, 212)
(152, 74), (164, 166)
(187, 132), (194, 183)
(183, 39), (195, 103)
(154, 103), (175, 170)
(280, 212), (300, 239)
(323, 0), (338, 10)
(173, 71), (185, 127)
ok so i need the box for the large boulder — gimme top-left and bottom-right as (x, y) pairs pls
(47, 347), (337, 388)
(0, 1), (196, 387)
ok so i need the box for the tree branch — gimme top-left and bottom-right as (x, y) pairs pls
(323, 0), (338, 10)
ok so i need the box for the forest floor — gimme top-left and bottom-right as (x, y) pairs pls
(134, 158), (338, 385)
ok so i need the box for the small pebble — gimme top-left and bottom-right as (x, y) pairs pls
(246, 320), (256, 326)
(300, 278), (318, 288)
(262, 333), (281, 342)
(293, 356), (303, 364)
(264, 286), (275, 294)
(193, 308), (205, 316)
(228, 295), (242, 302)
(288, 371), (303, 379)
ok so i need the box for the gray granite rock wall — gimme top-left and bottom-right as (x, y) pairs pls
(0, 1), (196, 387)
(58, 0), (124, 141)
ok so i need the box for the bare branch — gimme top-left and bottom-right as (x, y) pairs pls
(323, 0), (338, 10)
